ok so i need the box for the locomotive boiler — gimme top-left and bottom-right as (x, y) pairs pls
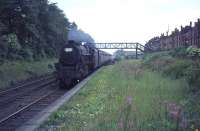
(55, 40), (112, 88)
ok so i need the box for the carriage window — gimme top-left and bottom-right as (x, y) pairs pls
(64, 48), (73, 52)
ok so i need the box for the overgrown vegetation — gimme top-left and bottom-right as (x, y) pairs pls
(143, 49), (200, 130)
(39, 61), (190, 131)
(169, 46), (200, 59)
(186, 46), (200, 58)
(143, 49), (200, 92)
(0, 0), (69, 61)
(0, 0), (94, 62)
(0, 59), (57, 89)
(0, 0), (95, 88)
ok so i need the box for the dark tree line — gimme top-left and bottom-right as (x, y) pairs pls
(0, 0), (70, 61)
(0, 0), (69, 61)
(0, 0), (94, 63)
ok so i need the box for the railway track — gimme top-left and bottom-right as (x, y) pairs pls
(0, 73), (54, 97)
(0, 69), (100, 131)
(0, 74), (67, 131)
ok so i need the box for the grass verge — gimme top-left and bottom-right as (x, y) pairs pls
(38, 60), (188, 131)
(0, 59), (57, 89)
(143, 52), (200, 130)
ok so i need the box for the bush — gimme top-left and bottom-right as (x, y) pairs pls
(19, 48), (34, 61)
(162, 60), (192, 79)
(186, 46), (200, 58)
(170, 46), (200, 59)
(143, 51), (200, 130)
(143, 52), (200, 92)
(185, 66), (200, 92)
(4, 33), (22, 60)
(169, 47), (187, 57)
(143, 52), (174, 72)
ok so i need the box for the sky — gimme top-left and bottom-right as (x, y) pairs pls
(50, 0), (200, 45)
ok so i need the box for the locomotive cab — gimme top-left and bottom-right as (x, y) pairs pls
(56, 40), (93, 88)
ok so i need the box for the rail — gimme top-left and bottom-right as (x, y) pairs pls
(0, 74), (55, 96)
(0, 88), (59, 124)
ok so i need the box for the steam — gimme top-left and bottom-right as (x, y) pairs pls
(68, 23), (94, 44)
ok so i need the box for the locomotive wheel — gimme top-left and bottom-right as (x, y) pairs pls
(84, 65), (89, 77)
(59, 80), (71, 89)
(59, 80), (66, 88)
(71, 79), (78, 86)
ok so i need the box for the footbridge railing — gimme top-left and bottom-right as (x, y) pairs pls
(94, 42), (152, 59)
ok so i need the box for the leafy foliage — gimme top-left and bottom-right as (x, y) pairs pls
(143, 51), (200, 130)
(186, 46), (200, 58)
(114, 50), (126, 61)
(169, 46), (200, 59)
(0, 0), (69, 61)
(0, 58), (57, 89)
(143, 51), (200, 91)
(169, 47), (188, 57)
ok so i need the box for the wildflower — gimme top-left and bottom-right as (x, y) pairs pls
(169, 110), (180, 120)
(180, 118), (188, 129)
(126, 96), (132, 105)
(83, 121), (87, 126)
(89, 114), (94, 118)
(118, 118), (124, 129)
(167, 103), (177, 111)
(191, 124), (195, 129)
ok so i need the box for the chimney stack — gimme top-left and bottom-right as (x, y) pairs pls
(195, 22), (197, 26)
(181, 25), (183, 31)
(190, 21), (192, 27)
(198, 18), (200, 23)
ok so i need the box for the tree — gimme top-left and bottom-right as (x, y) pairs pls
(0, 0), (70, 60)
(0, 0), (94, 61)
(114, 50), (125, 60)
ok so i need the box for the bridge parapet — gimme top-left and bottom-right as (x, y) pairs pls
(95, 43), (139, 49)
(94, 42), (152, 51)
(93, 42), (152, 59)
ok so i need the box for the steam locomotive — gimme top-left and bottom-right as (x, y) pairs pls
(55, 40), (112, 88)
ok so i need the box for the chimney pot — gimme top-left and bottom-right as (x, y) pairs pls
(181, 25), (183, 31)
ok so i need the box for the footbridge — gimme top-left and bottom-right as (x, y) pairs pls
(94, 42), (152, 59)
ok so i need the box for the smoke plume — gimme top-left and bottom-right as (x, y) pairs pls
(68, 22), (94, 44)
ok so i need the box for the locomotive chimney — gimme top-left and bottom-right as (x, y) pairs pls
(190, 21), (192, 27)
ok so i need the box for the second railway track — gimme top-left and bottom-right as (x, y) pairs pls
(0, 74), (68, 131)
(0, 69), (99, 131)
(0, 73), (55, 97)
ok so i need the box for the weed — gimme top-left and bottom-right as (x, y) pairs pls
(39, 60), (188, 131)
(0, 59), (57, 89)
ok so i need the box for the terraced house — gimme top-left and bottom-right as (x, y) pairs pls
(146, 18), (200, 51)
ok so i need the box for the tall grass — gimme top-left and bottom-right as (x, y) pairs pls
(143, 52), (200, 129)
(39, 60), (188, 131)
(0, 59), (57, 89)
